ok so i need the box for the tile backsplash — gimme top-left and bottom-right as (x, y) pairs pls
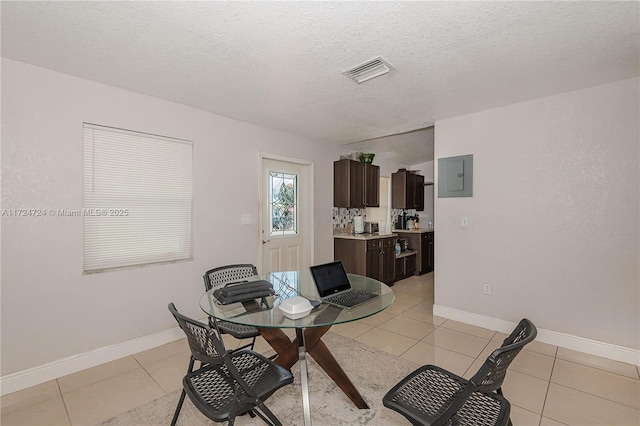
(332, 207), (418, 231)
(332, 208), (365, 230)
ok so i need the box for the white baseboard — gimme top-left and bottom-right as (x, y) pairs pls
(433, 305), (640, 366)
(1, 325), (185, 396)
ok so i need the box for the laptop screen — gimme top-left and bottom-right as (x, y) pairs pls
(310, 261), (352, 297)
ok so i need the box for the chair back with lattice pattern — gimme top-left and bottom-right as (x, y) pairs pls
(168, 303), (227, 365)
(203, 264), (258, 291)
(470, 318), (537, 393)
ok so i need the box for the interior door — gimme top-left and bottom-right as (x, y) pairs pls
(261, 157), (312, 273)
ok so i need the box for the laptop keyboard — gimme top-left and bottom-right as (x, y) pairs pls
(325, 289), (370, 306)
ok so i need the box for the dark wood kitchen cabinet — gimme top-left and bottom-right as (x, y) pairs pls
(334, 159), (379, 208)
(334, 236), (395, 284)
(395, 230), (434, 274)
(367, 238), (396, 284)
(395, 251), (417, 281)
(422, 232), (434, 273)
(391, 170), (424, 211)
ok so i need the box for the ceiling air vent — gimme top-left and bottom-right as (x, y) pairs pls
(342, 56), (396, 84)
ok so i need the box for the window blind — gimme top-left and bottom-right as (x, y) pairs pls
(83, 123), (193, 273)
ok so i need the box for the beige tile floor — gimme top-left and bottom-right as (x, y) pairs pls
(2, 273), (639, 425)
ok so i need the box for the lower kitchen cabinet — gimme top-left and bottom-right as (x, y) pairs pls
(395, 230), (434, 275)
(334, 236), (396, 285)
(395, 251), (416, 281)
(381, 238), (396, 282)
(423, 232), (434, 273)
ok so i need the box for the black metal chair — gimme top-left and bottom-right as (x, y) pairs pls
(168, 303), (293, 426)
(383, 318), (537, 426)
(203, 264), (262, 351)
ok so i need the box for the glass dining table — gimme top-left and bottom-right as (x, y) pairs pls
(200, 270), (395, 426)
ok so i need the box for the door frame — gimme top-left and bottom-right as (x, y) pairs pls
(258, 153), (314, 273)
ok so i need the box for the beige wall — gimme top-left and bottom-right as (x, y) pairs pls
(434, 78), (639, 349)
(1, 59), (338, 375)
(409, 160), (435, 225)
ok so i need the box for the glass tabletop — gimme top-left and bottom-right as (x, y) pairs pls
(200, 271), (395, 329)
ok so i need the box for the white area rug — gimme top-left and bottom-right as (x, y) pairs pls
(100, 332), (418, 425)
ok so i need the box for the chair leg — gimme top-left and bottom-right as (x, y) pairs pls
(172, 356), (197, 426)
(170, 389), (187, 426)
(253, 400), (282, 426)
(235, 336), (257, 352)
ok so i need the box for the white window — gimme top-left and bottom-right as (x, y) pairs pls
(83, 123), (193, 273)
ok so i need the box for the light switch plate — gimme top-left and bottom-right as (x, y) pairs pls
(241, 214), (252, 225)
(461, 216), (469, 227)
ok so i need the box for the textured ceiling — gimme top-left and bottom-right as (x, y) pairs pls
(2, 2), (638, 165)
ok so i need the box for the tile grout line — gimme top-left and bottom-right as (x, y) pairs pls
(132, 354), (168, 396)
(55, 378), (73, 426)
(547, 380), (640, 412)
(348, 291), (438, 360)
(553, 356), (640, 381)
(550, 350), (640, 412)
(397, 298), (442, 359)
(76, 357), (170, 426)
(67, 355), (177, 425)
(537, 346), (559, 425)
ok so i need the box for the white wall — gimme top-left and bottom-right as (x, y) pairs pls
(434, 78), (639, 351)
(365, 177), (392, 233)
(0, 59), (338, 376)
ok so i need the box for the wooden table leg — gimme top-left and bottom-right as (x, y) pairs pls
(306, 338), (369, 409)
(258, 327), (369, 409)
(258, 328), (299, 369)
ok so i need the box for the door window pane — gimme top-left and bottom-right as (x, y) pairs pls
(269, 171), (297, 236)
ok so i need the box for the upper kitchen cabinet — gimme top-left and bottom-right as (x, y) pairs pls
(392, 169), (424, 211)
(334, 159), (380, 208)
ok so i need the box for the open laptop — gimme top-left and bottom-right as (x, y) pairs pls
(310, 261), (378, 309)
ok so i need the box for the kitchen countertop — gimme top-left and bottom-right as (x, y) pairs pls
(333, 232), (398, 240)
(394, 228), (434, 234)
